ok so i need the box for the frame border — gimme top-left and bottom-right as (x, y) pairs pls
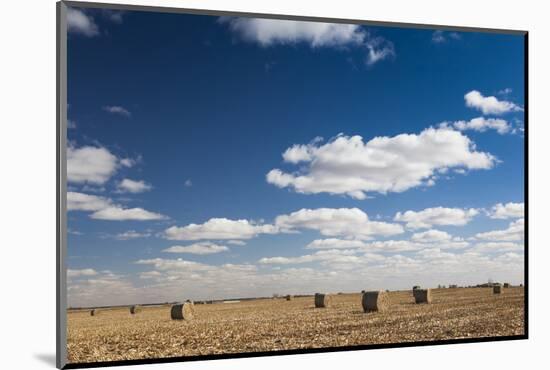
(57, 1), (68, 369)
(57, 1), (528, 369)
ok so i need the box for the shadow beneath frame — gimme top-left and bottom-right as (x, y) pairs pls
(34, 353), (57, 367)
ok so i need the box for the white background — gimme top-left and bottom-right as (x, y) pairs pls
(0, 0), (547, 368)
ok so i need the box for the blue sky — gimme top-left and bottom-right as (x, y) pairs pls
(66, 7), (525, 307)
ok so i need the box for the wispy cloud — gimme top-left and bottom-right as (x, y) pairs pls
(431, 30), (462, 44)
(67, 8), (99, 37)
(163, 242), (229, 255)
(103, 105), (131, 117)
(219, 17), (394, 66)
(440, 117), (512, 135)
(465, 90), (523, 115)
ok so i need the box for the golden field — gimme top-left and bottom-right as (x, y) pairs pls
(67, 287), (525, 364)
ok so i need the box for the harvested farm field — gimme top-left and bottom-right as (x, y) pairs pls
(67, 287), (525, 364)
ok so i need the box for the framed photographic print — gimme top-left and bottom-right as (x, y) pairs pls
(57, 1), (527, 368)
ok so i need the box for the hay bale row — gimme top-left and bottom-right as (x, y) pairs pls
(130, 305), (141, 314)
(170, 302), (194, 320)
(314, 293), (332, 308)
(362, 291), (390, 312)
(413, 288), (432, 304)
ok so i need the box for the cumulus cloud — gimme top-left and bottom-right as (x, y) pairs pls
(475, 218), (524, 241)
(394, 207), (479, 229)
(227, 240), (246, 246)
(464, 90), (523, 115)
(306, 238), (367, 249)
(441, 117), (512, 135)
(67, 8), (99, 37)
(361, 238), (469, 252)
(115, 230), (152, 240)
(470, 242), (524, 253)
(489, 202), (524, 219)
(164, 218), (278, 241)
(69, 243), (523, 306)
(117, 179), (153, 193)
(68, 191), (167, 221)
(91, 207), (167, 221)
(68, 191), (112, 211)
(219, 17), (394, 65)
(268, 129), (496, 199)
(275, 208), (404, 240)
(411, 229), (453, 243)
(163, 242), (229, 255)
(68, 268), (98, 278)
(67, 145), (119, 185)
(259, 249), (361, 265)
(103, 105), (131, 117)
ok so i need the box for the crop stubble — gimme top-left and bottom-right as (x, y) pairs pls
(67, 287), (524, 364)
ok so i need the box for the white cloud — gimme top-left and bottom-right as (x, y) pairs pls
(489, 202), (524, 219)
(464, 90), (523, 115)
(475, 218), (524, 241)
(163, 242), (229, 255)
(67, 119), (77, 129)
(268, 128), (496, 199)
(306, 238), (367, 249)
(120, 158), (137, 168)
(431, 30), (461, 44)
(220, 17), (394, 65)
(103, 105), (131, 117)
(164, 218), (277, 240)
(67, 191), (112, 211)
(361, 238), (468, 252)
(470, 242), (524, 253)
(259, 249), (361, 265)
(67, 145), (119, 185)
(442, 117), (512, 135)
(68, 191), (167, 221)
(275, 208), (404, 240)
(67, 8), (99, 37)
(394, 207), (479, 229)
(227, 240), (246, 246)
(117, 179), (153, 193)
(91, 206), (167, 221)
(68, 268), (98, 278)
(411, 229), (452, 243)
(69, 243), (523, 306)
(184, 179), (193, 187)
(115, 230), (152, 240)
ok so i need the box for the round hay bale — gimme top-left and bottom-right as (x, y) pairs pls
(314, 293), (332, 308)
(130, 305), (141, 314)
(171, 302), (194, 320)
(413, 288), (432, 304)
(493, 285), (503, 294)
(362, 291), (390, 312)
(286, 294), (293, 301)
(90, 309), (97, 316)
(503, 283), (510, 288)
